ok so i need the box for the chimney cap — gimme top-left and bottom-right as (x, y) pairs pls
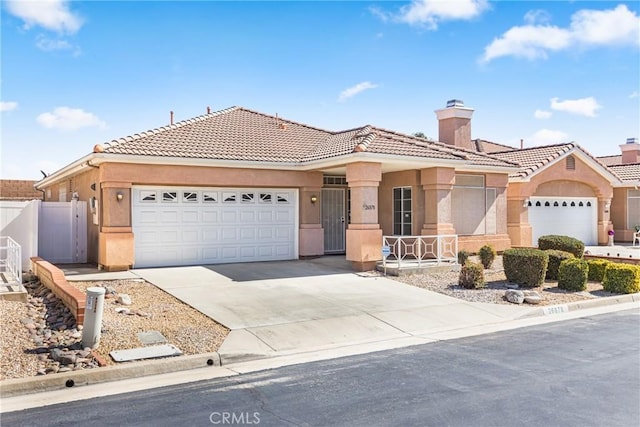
(626, 137), (638, 144)
(446, 99), (465, 108)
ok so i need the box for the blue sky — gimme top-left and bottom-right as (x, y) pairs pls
(1, 0), (639, 180)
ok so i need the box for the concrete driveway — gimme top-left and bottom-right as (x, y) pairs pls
(132, 257), (528, 363)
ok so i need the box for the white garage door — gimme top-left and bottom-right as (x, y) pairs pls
(132, 186), (298, 268)
(528, 197), (597, 246)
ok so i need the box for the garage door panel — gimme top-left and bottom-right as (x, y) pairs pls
(133, 186), (297, 268)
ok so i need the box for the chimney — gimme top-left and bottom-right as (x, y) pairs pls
(435, 99), (475, 150)
(170, 111), (174, 125)
(620, 137), (640, 164)
(207, 106), (211, 114)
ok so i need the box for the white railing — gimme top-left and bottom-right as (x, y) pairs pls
(382, 235), (458, 268)
(0, 236), (23, 290)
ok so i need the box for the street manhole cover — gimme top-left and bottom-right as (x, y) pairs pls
(137, 331), (167, 345)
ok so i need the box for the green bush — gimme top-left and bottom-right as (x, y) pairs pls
(602, 264), (640, 294)
(458, 262), (485, 289)
(587, 259), (610, 282)
(478, 245), (496, 269)
(557, 258), (589, 291)
(544, 250), (575, 280)
(538, 235), (585, 258)
(503, 248), (549, 288)
(457, 250), (470, 265)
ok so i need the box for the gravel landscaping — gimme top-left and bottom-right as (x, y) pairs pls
(392, 255), (618, 305)
(1, 277), (228, 381)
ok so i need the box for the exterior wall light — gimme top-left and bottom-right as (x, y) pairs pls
(116, 192), (124, 202)
(310, 195), (318, 204)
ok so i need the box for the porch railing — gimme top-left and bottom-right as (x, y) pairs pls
(0, 236), (23, 290)
(382, 235), (458, 269)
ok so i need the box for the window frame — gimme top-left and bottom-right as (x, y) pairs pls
(392, 186), (412, 236)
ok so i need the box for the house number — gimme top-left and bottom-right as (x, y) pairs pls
(362, 204), (375, 210)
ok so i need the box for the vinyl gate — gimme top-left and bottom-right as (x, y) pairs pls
(38, 201), (87, 263)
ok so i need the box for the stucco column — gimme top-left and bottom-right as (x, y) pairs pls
(507, 197), (532, 247)
(346, 162), (382, 271)
(420, 168), (456, 235)
(99, 181), (134, 271)
(597, 197), (613, 245)
(299, 185), (324, 257)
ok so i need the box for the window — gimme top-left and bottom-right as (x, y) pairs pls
(140, 191), (157, 202)
(323, 175), (347, 186)
(223, 192), (236, 203)
(203, 192), (217, 202)
(276, 193), (290, 204)
(393, 187), (412, 236)
(183, 192), (198, 202)
(241, 193), (254, 203)
(162, 192), (177, 202)
(628, 189), (640, 230)
(260, 193), (272, 203)
(566, 155), (576, 170)
(452, 174), (497, 236)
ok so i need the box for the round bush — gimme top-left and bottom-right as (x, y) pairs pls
(457, 250), (470, 265)
(478, 245), (496, 269)
(557, 258), (588, 291)
(538, 235), (585, 258)
(544, 250), (575, 280)
(503, 248), (548, 288)
(458, 261), (485, 289)
(587, 259), (610, 282)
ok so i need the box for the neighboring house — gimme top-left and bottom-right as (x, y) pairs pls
(33, 100), (635, 271)
(598, 139), (640, 243)
(0, 180), (42, 201)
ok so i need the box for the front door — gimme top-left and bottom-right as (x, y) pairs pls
(322, 188), (346, 253)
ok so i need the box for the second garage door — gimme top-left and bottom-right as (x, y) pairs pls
(528, 196), (597, 246)
(132, 186), (298, 268)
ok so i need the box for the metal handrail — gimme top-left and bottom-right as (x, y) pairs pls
(0, 236), (23, 290)
(382, 235), (458, 269)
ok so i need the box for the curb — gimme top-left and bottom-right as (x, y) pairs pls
(0, 352), (221, 398)
(517, 292), (640, 319)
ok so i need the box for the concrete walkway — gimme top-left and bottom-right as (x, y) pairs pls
(131, 257), (531, 364)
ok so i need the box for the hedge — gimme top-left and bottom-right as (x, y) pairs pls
(538, 235), (585, 258)
(557, 258), (589, 291)
(544, 250), (575, 280)
(503, 248), (548, 288)
(602, 264), (640, 294)
(587, 259), (610, 282)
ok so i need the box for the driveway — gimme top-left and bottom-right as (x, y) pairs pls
(132, 257), (528, 363)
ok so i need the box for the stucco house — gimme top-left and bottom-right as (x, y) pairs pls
(34, 100), (634, 271)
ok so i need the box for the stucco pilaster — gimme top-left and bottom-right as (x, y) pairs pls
(299, 185), (324, 256)
(346, 162), (382, 270)
(597, 197), (613, 245)
(420, 167), (456, 235)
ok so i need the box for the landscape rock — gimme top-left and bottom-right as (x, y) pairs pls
(117, 294), (132, 305)
(504, 289), (525, 304)
(523, 290), (543, 305)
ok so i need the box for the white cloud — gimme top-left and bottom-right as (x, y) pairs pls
(35, 35), (81, 55)
(534, 109), (552, 119)
(338, 82), (379, 103)
(373, 0), (489, 29)
(0, 101), (18, 112)
(529, 129), (569, 145)
(37, 107), (106, 131)
(630, 91), (639, 99)
(5, 0), (83, 33)
(481, 4), (639, 63)
(524, 9), (551, 25)
(550, 97), (601, 118)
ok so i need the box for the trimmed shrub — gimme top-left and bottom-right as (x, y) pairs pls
(602, 264), (640, 294)
(544, 250), (575, 280)
(478, 245), (496, 269)
(457, 250), (470, 265)
(503, 248), (549, 288)
(458, 262), (485, 289)
(557, 258), (589, 291)
(538, 235), (585, 258)
(587, 259), (610, 282)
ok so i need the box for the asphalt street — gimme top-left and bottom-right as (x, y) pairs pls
(3, 309), (639, 427)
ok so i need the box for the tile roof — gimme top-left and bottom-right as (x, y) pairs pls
(608, 163), (640, 182)
(102, 106), (517, 168)
(597, 155), (622, 166)
(472, 139), (518, 153)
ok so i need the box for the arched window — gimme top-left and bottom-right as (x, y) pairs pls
(566, 155), (576, 170)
